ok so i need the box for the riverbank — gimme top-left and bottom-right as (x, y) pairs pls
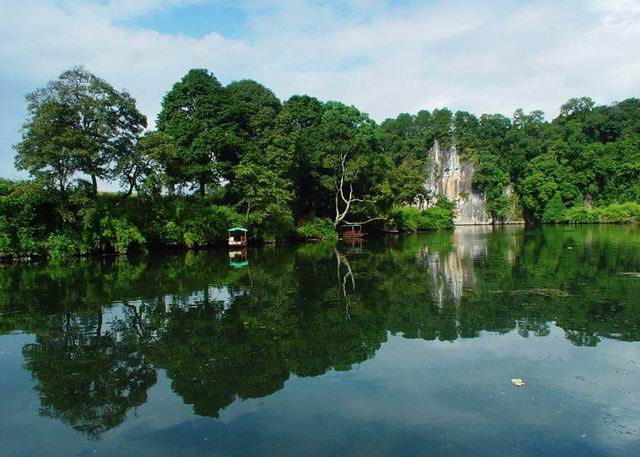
(1, 177), (638, 261)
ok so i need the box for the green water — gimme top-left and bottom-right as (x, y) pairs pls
(1, 225), (639, 456)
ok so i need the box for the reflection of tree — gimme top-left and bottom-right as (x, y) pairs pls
(22, 308), (156, 440)
(148, 304), (291, 417)
(140, 246), (388, 417)
(335, 247), (356, 319)
(2, 225), (640, 429)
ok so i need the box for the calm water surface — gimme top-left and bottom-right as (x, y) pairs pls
(1, 226), (639, 456)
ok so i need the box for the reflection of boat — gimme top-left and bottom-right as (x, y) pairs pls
(229, 249), (249, 268)
(228, 227), (248, 247)
(339, 224), (365, 239)
(340, 238), (365, 252)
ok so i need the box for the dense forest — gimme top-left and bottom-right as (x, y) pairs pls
(1, 66), (639, 258)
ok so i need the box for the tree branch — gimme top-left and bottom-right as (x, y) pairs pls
(342, 217), (383, 225)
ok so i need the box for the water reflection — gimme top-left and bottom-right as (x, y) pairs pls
(1, 225), (639, 442)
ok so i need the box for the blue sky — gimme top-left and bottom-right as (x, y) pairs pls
(123, 1), (249, 38)
(1, 0), (639, 180)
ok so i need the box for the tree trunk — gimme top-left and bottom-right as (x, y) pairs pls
(199, 180), (206, 197)
(91, 174), (98, 199)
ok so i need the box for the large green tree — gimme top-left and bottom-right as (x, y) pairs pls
(318, 102), (387, 228)
(225, 80), (295, 238)
(156, 69), (229, 196)
(14, 67), (146, 199)
(282, 95), (327, 218)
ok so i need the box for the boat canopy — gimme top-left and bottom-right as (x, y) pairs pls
(228, 227), (249, 232)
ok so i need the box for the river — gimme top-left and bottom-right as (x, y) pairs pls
(1, 225), (639, 456)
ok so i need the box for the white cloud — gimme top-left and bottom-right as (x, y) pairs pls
(1, 0), (639, 178)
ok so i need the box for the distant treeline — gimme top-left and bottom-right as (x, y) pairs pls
(1, 66), (638, 258)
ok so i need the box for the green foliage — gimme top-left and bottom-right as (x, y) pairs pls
(156, 69), (229, 195)
(5, 67), (640, 260)
(563, 203), (640, 224)
(18, 228), (42, 256)
(315, 101), (388, 227)
(392, 206), (453, 232)
(160, 221), (182, 247)
(14, 67), (146, 198)
(421, 206), (455, 230)
(46, 232), (85, 259)
(394, 207), (421, 232)
(0, 219), (11, 256)
(296, 218), (337, 241)
(472, 153), (510, 219)
(100, 217), (146, 254)
(542, 193), (567, 223)
(164, 201), (243, 249)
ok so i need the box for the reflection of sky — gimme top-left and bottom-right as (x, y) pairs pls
(1, 324), (638, 456)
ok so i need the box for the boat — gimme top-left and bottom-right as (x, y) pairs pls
(228, 227), (248, 247)
(382, 226), (400, 234)
(339, 223), (365, 239)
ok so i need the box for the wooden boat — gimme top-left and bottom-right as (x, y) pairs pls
(382, 226), (400, 234)
(339, 224), (365, 239)
(228, 227), (248, 247)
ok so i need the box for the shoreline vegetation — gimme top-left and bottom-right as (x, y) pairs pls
(1, 66), (639, 260)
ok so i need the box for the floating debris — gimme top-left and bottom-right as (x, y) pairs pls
(511, 378), (526, 387)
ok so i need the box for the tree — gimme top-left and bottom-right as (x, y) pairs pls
(542, 192), (567, 223)
(282, 95), (327, 218)
(14, 67), (147, 199)
(157, 69), (229, 196)
(431, 108), (453, 143)
(519, 150), (579, 220)
(235, 162), (294, 239)
(559, 97), (595, 119)
(317, 102), (386, 228)
(127, 131), (179, 196)
(227, 81), (295, 239)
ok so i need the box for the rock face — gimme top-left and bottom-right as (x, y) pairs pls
(417, 141), (523, 225)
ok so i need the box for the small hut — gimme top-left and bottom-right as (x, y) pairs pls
(228, 227), (248, 247)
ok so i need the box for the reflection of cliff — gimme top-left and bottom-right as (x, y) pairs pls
(419, 226), (492, 307)
(418, 142), (523, 225)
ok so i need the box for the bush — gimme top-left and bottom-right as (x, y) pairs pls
(394, 207), (421, 232)
(542, 193), (567, 223)
(393, 206), (453, 232)
(0, 220), (13, 257)
(296, 217), (336, 241)
(46, 232), (85, 259)
(161, 221), (182, 246)
(18, 228), (43, 256)
(419, 206), (454, 230)
(563, 202), (640, 224)
(100, 217), (146, 254)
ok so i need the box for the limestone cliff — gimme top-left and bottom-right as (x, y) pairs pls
(417, 141), (523, 225)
